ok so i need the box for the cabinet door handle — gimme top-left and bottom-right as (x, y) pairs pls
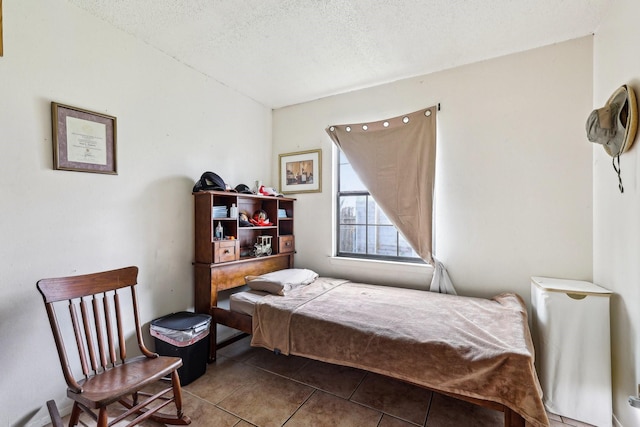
(224, 249), (230, 254)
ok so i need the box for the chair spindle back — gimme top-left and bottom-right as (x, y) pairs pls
(37, 266), (149, 391)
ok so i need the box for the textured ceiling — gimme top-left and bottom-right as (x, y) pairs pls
(67, 0), (611, 108)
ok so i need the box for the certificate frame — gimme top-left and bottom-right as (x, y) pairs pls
(51, 102), (117, 174)
(279, 149), (322, 194)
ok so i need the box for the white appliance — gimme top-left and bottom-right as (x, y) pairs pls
(530, 276), (612, 427)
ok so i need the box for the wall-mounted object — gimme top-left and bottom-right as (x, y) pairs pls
(51, 102), (117, 174)
(586, 84), (638, 192)
(279, 149), (321, 194)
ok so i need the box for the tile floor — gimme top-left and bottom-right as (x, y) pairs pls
(50, 335), (595, 427)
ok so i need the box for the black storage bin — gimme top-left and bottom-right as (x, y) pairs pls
(151, 311), (212, 386)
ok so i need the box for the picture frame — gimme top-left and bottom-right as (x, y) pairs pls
(279, 149), (322, 194)
(51, 102), (117, 174)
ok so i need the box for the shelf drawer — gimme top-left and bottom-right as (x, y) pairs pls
(213, 240), (239, 263)
(278, 235), (295, 253)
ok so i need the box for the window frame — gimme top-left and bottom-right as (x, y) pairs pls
(335, 150), (423, 264)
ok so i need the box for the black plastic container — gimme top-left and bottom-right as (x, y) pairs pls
(151, 311), (211, 386)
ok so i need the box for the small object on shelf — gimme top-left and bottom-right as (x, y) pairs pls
(250, 209), (272, 226)
(252, 235), (273, 257)
(258, 185), (283, 197)
(239, 211), (253, 227)
(213, 205), (227, 218)
(234, 184), (253, 194)
(278, 209), (287, 218)
(230, 203), (238, 219)
(215, 222), (223, 239)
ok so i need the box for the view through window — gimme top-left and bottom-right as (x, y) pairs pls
(337, 149), (421, 262)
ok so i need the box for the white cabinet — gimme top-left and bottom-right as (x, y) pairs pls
(531, 276), (612, 427)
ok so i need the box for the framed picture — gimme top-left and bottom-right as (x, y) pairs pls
(279, 149), (322, 194)
(51, 102), (117, 174)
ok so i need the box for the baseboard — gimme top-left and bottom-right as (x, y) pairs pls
(613, 413), (623, 427)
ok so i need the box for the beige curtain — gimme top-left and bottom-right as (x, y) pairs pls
(326, 106), (456, 294)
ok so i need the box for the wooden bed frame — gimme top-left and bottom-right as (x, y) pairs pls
(194, 261), (529, 427)
(194, 254), (293, 360)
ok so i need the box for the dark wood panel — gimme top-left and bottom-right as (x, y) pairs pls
(213, 307), (252, 333)
(211, 254), (293, 291)
(194, 193), (214, 263)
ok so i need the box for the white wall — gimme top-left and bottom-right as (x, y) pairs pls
(273, 37), (593, 301)
(593, 0), (640, 425)
(0, 1), (272, 425)
(0, 2), (604, 425)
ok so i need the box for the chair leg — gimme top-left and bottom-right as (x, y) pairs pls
(97, 408), (109, 427)
(69, 402), (82, 427)
(171, 370), (184, 418)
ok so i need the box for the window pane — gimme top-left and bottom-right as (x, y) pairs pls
(339, 224), (366, 254)
(367, 225), (398, 256)
(398, 236), (419, 258)
(339, 195), (366, 224)
(339, 152), (367, 192)
(367, 198), (393, 225)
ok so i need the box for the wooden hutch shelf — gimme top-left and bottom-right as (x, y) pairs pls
(192, 190), (295, 357)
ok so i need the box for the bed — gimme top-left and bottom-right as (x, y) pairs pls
(208, 268), (549, 427)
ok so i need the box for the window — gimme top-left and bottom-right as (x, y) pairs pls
(336, 149), (422, 262)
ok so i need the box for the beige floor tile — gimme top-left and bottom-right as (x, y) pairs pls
(378, 413), (423, 427)
(284, 390), (382, 427)
(288, 358), (367, 399)
(184, 355), (273, 404)
(245, 348), (310, 377)
(217, 335), (262, 362)
(425, 393), (503, 427)
(548, 412), (563, 421)
(218, 370), (314, 427)
(178, 392), (240, 427)
(550, 419), (569, 427)
(350, 372), (431, 425)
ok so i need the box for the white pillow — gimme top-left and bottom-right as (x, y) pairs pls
(245, 268), (319, 295)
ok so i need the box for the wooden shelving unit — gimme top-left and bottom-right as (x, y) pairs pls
(192, 190), (295, 357)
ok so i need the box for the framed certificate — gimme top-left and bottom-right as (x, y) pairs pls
(51, 102), (117, 174)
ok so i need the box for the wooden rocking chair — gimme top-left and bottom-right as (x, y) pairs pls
(37, 266), (191, 426)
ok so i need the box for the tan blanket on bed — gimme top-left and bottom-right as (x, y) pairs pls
(252, 277), (548, 427)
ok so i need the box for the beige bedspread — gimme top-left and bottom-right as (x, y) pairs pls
(252, 277), (548, 427)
